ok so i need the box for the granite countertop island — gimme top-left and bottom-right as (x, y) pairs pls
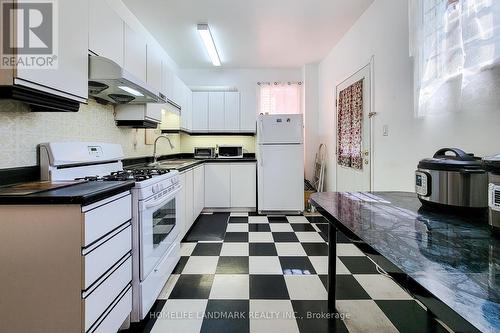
(310, 191), (499, 333)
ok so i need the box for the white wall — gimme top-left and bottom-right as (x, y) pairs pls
(303, 63), (320, 182)
(317, 0), (500, 192)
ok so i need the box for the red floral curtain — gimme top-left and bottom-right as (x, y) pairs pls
(337, 80), (363, 170)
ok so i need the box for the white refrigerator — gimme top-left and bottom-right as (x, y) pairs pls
(257, 114), (304, 213)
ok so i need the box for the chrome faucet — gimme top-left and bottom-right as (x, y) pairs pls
(152, 135), (175, 166)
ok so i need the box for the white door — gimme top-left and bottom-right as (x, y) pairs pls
(192, 92), (209, 131)
(335, 63), (372, 191)
(224, 92), (240, 131)
(205, 164), (231, 207)
(258, 114), (303, 144)
(209, 92), (225, 131)
(258, 145), (304, 211)
(231, 163), (256, 208)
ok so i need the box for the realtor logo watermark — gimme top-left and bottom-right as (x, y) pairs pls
(0, 0), (58, 69)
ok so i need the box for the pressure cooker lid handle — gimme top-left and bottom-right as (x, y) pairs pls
(433, 148), (474, 161)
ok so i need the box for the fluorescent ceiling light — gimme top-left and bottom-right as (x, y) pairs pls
(118, 86), (144, 97)
(197, 24), (221, 67)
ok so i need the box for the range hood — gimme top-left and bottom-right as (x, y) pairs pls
(88, 56), (166, 104)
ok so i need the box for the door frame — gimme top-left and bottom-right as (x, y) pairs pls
(334, 56), (375, 191)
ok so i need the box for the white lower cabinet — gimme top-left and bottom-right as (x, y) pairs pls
(193, 165), (205, 217)
(204, 163), (256, 209)
(185, 170), (194, 232)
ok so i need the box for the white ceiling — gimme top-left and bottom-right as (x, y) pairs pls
(122, 0), (373, 69)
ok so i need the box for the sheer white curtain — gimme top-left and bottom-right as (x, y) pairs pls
(410, 0), (500, 116)
(258, 82), (302, 114)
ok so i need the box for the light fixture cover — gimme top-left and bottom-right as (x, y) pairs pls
(197, 24), (221, 66)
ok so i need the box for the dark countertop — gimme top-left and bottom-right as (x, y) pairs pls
(126, 157), (257, 173)
(0, 180), (135, 206)
(310, 191), (499, 333)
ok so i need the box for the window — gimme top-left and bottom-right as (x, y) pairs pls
(410, 0), (500, 116)
(258, 82), (302, 115)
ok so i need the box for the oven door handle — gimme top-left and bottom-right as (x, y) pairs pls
(142, 186), (180, 210)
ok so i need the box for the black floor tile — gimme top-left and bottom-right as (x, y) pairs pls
(336, 232), (352, 243)
(319, 274), (371, 299)
(184, 213), (229, 242)
(267, 216), (288, 223)
(172, 256), (188, 274)
(292, 300), (350, 333)
(122, 300), (166, 333)
(228, 216), (249, 223)
(168, 274), (214, 299)
(319, 274), (328, 289)
(272, 232), (299, 242)
(201, 300), (250, 333)
(216, 256), (249, 274)
(375, 300), (449, 333)
(291, 223), (316, 232)
(224, 232), (249, 242)
(279, 257), (316, 275)
(248, 211), (259, 216)
(248, 223), (271, 232)
(306, 216), (329, 224)
(191, 243), (223, 256)
(314, 223), (329, 242)
(249, 243), (277, 256)
(339, 256), (378, 274)
(301, 243), (329, 256)
(250, 275), (290, 299)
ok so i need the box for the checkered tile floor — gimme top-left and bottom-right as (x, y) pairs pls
(127, 213), (450, 333)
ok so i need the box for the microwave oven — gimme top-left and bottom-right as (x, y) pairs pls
(218, 145), (243, 158)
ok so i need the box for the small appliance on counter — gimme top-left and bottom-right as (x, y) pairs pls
(415, 148), (488, 211)
(482, 155), (500, 236)
(218, 145), (243, 158)
(194, 147), (216, 159)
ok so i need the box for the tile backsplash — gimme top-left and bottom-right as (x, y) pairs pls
(0, 99), (180, 168)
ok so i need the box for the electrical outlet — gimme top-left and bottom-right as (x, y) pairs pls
(383, 125), (389, 136)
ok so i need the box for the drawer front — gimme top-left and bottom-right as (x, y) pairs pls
(83, 224), (132, 289)
(83, 256), (132, 331)
(89, 287), (132, 333)
(83, 194), (131, 246)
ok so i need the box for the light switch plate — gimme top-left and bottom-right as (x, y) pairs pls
(383, 125), (389, 136)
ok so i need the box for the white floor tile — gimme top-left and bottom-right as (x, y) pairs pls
(275, 243), (307, 256)
(286, 216), (310, 223)
(226, 223), (249, 232)
(269, 223), (294, 232)
(337, 243), (365, 256)
(249, 216), (269, 224)
(353, 274), (413, 300)
(230, 212), (249, 217)
(250, 300), (299, 333)
(209, 274), (249, 299)
(182, 256), (219, 274)
(180, 242), (196, 256)
(220, 242), (249, 256)
(336, 257), (351, 274)
(249, 232), (274, 243)
(158, 274), (179, 299)
(284, 275), (327, 300)
(150, 299), (207, 333)
(336, 300), (399, 333)
(308, 256), (328, 274)
(295, 232), (325, 243)
(249, 256), (283, 274)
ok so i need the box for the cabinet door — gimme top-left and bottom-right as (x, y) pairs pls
(162, 65), (174, 101)
(193, 165), (205, 216)
(181, 87), (192, 131)
(124, 24), (147, 82)
(185, 170), (194, 232)
(240, 99), (257, 133)
(178, 173), (186, 238)
(146, 43), (163, 91)
(205, 164), (231, 207)
(15, 0), (88, 101)
(89, 0), (124, 66)
(208, 92), (225, 131)
(192, 92), (209, 131)
(231, 163), (256, 208)
(224, 92), (240, 131)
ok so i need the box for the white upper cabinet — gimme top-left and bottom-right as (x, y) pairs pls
(88, 0), (124, 67)
(146, 43), (164, 92)
(15, 0), (88, 101)
(181, 87), (192, 130)
(224, 92), (240, 131)
(124, 24), (147, 83)
(162, 65), (174, 101)
(240, 98), (256, 133)
(208, 92), (225, 131)
(192, 92), (209, 131)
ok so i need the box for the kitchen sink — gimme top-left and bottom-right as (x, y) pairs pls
(147, 159), (197, 169)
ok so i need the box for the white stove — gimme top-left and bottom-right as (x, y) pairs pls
(39, 142), (181, 322)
